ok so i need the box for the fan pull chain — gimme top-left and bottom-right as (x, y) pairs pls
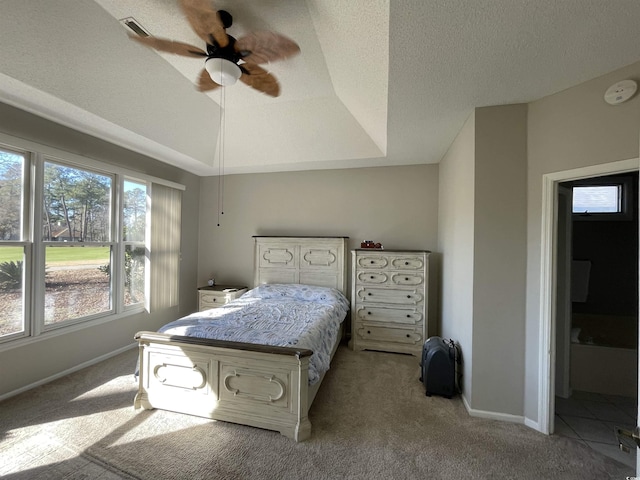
(217, 83), (226, 227)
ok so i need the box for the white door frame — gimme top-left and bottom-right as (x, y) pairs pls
(538, 157), (639, 435)
(555, 184), (573, 402)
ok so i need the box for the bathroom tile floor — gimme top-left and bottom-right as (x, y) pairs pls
(555, 390), (637, 468)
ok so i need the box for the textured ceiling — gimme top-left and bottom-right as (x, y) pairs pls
(1, 0), (640, 176)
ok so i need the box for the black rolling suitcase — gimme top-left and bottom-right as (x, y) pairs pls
(419, 336), (460, 398)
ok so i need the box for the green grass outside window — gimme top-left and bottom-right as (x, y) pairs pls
(0, 246), (110, 264)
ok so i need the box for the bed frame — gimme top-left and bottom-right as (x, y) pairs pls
(134, 236), (348, 441)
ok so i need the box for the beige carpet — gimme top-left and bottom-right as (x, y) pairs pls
(0, 343), (634, 479)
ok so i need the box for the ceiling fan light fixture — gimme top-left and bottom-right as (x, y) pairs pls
(205, 57), (242, 86)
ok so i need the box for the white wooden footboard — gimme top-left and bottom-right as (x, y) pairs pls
(134, 331), (314, 441)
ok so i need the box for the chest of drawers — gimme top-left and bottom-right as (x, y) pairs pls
(349, 249), (429, 356)
(197, 285), (248, 311)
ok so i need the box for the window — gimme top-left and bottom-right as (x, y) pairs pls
(123, 180), (147, 307)
(43, 161), (113, 325)
(570, 176), (633, 221)
(0, 148), (26, 338)
(572, 185), (621, 214)
(0, 135), (184, 345)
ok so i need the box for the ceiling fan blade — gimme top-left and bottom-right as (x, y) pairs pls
(235, 31), (300, 64)
(197, 68), (221, 92)
(129, 35), (206, 57)
(179, 0), (229, 48)
(240, 63), (280, 97)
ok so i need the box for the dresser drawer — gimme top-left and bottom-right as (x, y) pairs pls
(356, 271), (389, 284)
(390, 255), (425, 270)
(355, 323), (423, 345)
(356, 286), (423, 305)
(356, 254), (389, 269)
(356, 271), (425, 287)
(355, 305), (423, 325)
(356, 253), (426, 271)
(390, 272), (424, 286)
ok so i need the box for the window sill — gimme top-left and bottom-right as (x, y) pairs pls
(0, 306), (147, 353)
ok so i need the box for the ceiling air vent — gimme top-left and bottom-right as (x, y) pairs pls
(120, 17), (150, 37)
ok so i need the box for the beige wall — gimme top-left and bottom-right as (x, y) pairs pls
(525, 61), (640, 423)
(438, 112), (476, 403)
(473, 104), (527, 416)
(438, 105), (528, 418)
(0, 102), (200, 398)
(197, 165), (440, 331)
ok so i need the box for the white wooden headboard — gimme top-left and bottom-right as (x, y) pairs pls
(253, 236), (348, 295)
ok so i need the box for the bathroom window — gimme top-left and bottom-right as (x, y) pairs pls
(571, 176), (632, 221)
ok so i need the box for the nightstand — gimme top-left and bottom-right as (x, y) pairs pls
(197, 285), (248, 311)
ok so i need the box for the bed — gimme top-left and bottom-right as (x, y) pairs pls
(134, 236), (348, 441)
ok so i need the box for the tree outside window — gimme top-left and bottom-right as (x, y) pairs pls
(43, 161), (113, 324)
(123, 180), (147, 306)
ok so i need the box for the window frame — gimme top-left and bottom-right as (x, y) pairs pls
(570, 176), (633, 221)
(40, 156), (118, 331)
(121, 177), (149, 311)
(0, 132), (184, 350)
(0, 146), (32, 341)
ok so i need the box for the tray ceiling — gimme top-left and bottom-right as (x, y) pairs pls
(1, 0), (640, 175)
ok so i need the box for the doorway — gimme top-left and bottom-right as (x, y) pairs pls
(538, 158), (639, 470)
(552, 171), (638, 467)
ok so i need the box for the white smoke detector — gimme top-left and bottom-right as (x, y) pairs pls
(604, 80), (637, 105)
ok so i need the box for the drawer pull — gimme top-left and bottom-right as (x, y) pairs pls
(404, 261), (409, 265)
(368, 292), (372, 296)
(370, 261), (375, 264)
(368, 311), (372, 315)
(407, 295), (411, 299)
(406, 314), (411, 318)
(370, 275), (375, 279)
(406, 334), (411, 338)
(405, 277), (409, 281)
(367, 330), (371, 334)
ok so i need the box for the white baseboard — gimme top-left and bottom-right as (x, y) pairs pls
(0, 343), (137, 402)
(461, 393), (525, 424)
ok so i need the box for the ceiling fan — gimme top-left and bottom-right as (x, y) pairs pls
(129, 0), (300, 97)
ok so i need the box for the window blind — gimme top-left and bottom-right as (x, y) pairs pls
(150, 183), (182, 310)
